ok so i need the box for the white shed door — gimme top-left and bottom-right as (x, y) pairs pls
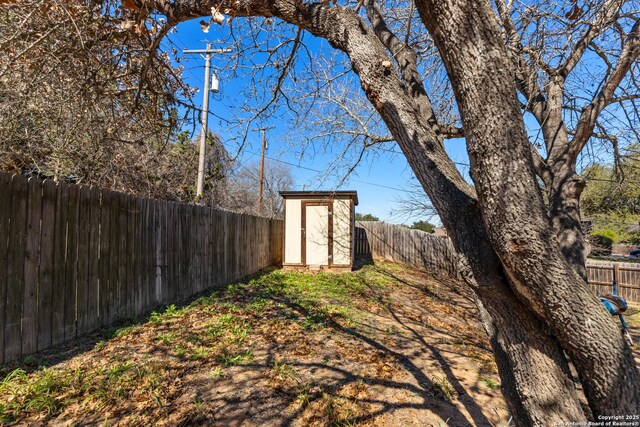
(305, 204), (329, 266)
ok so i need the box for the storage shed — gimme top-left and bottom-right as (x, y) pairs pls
(279, 191), (358, 270)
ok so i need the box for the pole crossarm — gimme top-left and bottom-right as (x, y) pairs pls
(183, 48), (233, 54)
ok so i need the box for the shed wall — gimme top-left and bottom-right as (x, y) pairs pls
(283, 196), (355, 268)
(332, 199), (352, 265)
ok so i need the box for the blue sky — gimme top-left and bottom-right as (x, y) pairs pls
(157, 5), (637, 226)
(167, 18), (471, 225)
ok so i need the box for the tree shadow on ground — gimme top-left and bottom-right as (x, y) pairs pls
(257, 293), (495, 427)
(3, 265), (503, 426)
(0, 271), (272, 376)
(352, 252), (374, 271)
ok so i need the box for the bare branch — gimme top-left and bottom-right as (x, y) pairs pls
(570, 18), (640, 158)
(364, 0), (454, 140)
(556, 0), (625, 78)
(364, 2), (432, 117)
(440, 125), (465, 139)
(494, 0), (547, 123)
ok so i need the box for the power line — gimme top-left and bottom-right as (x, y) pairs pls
(372, 148), (640, 184)
(242, 150), (423, 194)
(377, 147), (470, 168)
(246, 148), (640, 192)
(165, 36), (206, 85)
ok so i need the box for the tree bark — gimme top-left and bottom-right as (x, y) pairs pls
(538, 77), (589, 280)
(415, 0), (640, 416)
(155, 0), (638, 421)
(548, 167), (588, 279)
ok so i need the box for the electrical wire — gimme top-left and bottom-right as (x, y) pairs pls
(241, 150), (423, 194)
(379, 147), (470, 167)
(166, 35), (206, 85)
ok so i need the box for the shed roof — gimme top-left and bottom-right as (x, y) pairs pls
(279, 190), (358, 206)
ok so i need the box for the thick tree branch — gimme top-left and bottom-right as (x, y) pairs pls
(441, 124), (464, 139)
(495, 0), (550, 176)
(530, 145), (551, 185)
(364, 0), (449, 140)
(556, 0), (625, 78)
(570, 19), (640, 159)
(494, 0), (547, 124)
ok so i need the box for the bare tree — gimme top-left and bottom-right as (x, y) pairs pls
(28, 0), (640, 423)
(226, 160), (293, 217)
(392, 178), (441, 223)
(169, 130), (233, 207)
(0, 0), (199, 202)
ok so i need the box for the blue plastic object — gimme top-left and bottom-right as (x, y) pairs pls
(601, 298), (620, 316)
(600, 278), (633, 346)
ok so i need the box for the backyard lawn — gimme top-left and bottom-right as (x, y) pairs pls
(4, 261), (636, 426)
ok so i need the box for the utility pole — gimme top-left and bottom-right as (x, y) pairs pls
(254, 126), (275, 210)
(183, 43), (231, 204)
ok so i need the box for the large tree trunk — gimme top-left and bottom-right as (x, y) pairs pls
(548, 168), (588, 279)
(537, 77), (589, 280)
(256, 4), (587, 423)
(415, 0), (640, 416)
(157, 0), (638, 422)
(386, 101), (587, 425)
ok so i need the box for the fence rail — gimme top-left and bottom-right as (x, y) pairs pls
(0, 172), (283, 364)
(354, 221), (458, 277)
(586, 260), (640, 303)
(355, 221), (639, 304)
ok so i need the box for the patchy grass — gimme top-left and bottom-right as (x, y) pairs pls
(480, 376), (500, 390)
(431, 375), (458, 403)
(627, 306), (640, 322)
(0, 262), (508, 426)
(0, 368), (69, 420)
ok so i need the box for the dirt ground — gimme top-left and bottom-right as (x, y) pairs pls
(626, 306), (640, 366)
(2, 261), (639, 427)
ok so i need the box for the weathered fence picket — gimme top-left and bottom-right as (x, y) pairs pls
(0, 173), (10, 363)
(586, 260), (640, 303)
(64, 184), (79, 342)
(354, 221), (458, 277)
(87, 187), (101, 334)
(355, 222), (640, 304)
(22, 178), (42, 356)
(108, 191), (121, 324)
(75, 186), (91, 337)
(0, 171), (283, 364)
(37, 180), (56, 351)
(99, 190), (112, 327)
(6, 175), (28, 361)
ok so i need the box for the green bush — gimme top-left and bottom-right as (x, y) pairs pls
(626, 232), (640, 245)
(592, 229), (617, 241)
(590, 229), (616, 255)
(355, 213), (379, 221)
(410, 220), (435, 233)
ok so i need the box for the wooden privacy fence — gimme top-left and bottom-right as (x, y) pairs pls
(0, 172), (283, 364)
(586, 260), (640, 303)
(354, 222), (640, 304)
(354, 221), (458, 277)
